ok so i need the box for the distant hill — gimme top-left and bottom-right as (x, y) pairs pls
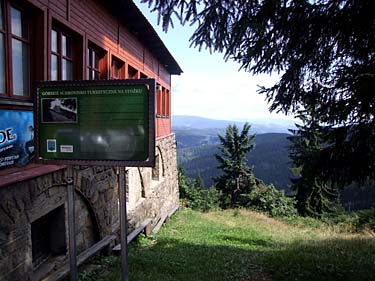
(174, 122), (375, 211)
(173, 115), (296, 134)
(175, 128), (293, 192)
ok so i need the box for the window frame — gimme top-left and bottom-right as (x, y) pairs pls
(0, 0), (32, 100)
(110, 55), (125, 79)
(50, 25), (74, 81)
(156, 86), (171, 118)
(0, 0), (6, 96)
(127, 64), (138, 79)
(87, 43), (106, 80)
(165, 89), (170, 117)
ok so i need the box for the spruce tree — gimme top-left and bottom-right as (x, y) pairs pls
(289, 111), (338, 217)
(214, 123), (256, 208)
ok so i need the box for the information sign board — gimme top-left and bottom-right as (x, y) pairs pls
(35, 79), (155, 167)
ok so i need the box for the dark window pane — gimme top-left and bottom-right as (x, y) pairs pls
(86, 49), (90, 67)
(12, 39), (29, 96)
(11, 7), (28, 39)
(11, 7), (22, 37)
(62, 59), (72, 80)
(51, 29), (57, 53)
(51, 54), (58, 80)
(0, 34), (4, 92)
(62, 34), (71, 57)
(0, 0), (3, 30)
(91, 50), (95, 68)
(113, 66), (119, 78)
(112, 60), (119, 78)
(94, 70), (100, 80)
(93, 51), (99, 69)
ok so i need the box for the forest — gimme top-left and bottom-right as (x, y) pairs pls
(175, 125), (375, 211)
(176, 129), (292, 191)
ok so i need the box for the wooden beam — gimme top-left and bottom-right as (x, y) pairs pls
(167, 205), (179, 219)
(113, 218), (152, 252)
(43, 235), (117, 281)
(152, 204), (179, 234)
(152, 213), (168, 234)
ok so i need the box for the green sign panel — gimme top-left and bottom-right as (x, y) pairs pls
(35, 80), (155, 167)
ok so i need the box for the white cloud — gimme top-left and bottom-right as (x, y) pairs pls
(171, 70), (290, 120)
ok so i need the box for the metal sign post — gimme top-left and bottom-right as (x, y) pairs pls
(67, 176), (77, 281)
(118, 167), (129, 281)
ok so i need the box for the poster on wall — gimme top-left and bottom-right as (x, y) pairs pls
(35, 79), (155, 167)
(0, 110), (34, 170)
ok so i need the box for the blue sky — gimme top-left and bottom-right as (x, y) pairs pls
(135, 1), (294, 121)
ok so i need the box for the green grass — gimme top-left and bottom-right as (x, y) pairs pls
(82, 208), (375, 281)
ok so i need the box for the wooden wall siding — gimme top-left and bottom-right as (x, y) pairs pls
(159, 66), (171, 85)
(144, 48), (155, 73)
(156, 118), (171, 138)
(119, 26), (144, 64)
(49, 0), (67, 20)
(26, 0), (171, 87)
(23, 0), (173, 136)
(70, 0), (118, 48)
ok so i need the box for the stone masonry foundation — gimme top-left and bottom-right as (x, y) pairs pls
(0, 133), (179, 281)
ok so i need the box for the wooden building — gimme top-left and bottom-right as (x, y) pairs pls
(0, 0), (182, 280)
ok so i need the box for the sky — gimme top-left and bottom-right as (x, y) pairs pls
(134, 1), (295, 121)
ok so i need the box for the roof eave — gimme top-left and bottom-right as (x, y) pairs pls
(108, 0), (183, 75)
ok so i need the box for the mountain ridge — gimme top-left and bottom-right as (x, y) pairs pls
(172, 115), (296, 134)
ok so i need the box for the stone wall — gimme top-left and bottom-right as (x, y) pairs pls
(127, 133), (179, 230)
(72, 166), (119, 238)
(0, 133), (179, 280)
(0, 169), (67, 281)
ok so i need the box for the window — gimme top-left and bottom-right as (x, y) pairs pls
(10, 6), (29, 96)
(111, 56), (124, 79)
(152, 154), (160, 181)
(51, 27), (73, 80)
(87, 43), (106, 80)
(31, 205), (67, 269)
(140, 72), (147, 79)
(0, 2), (30, 98)
(127, 64), (138, 79)
(156, 84), (162, 116)
(0, 0), (5, 94)
(165, 89), (170, 117)
(156, 86), (171, 118)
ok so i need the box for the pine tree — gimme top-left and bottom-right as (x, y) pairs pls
(214, 123), (256, 208)
(143, 0), (375, 187)
(288, 111), (339, 217)
(177, 167), (191, 200)
(194, 174), (205, 190)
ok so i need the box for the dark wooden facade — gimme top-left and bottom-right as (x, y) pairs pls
(0, 0), (181, 139)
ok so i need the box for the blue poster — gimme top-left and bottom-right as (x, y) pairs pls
(0, 110), (34, 170)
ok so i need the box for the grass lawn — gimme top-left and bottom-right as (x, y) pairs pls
(81, 208), (375, 281)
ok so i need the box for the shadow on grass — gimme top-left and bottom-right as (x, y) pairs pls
(266, 236), (375, 281)
(217, 235), (275, 248)
(95, 235), (375, 281)
(107, 234), (374, 281)
(128, 238), (270, 281)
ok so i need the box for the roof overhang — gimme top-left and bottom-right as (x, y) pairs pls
(107, 0), (183, 75)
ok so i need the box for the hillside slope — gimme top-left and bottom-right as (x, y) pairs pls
(176, 130), (293, 191)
